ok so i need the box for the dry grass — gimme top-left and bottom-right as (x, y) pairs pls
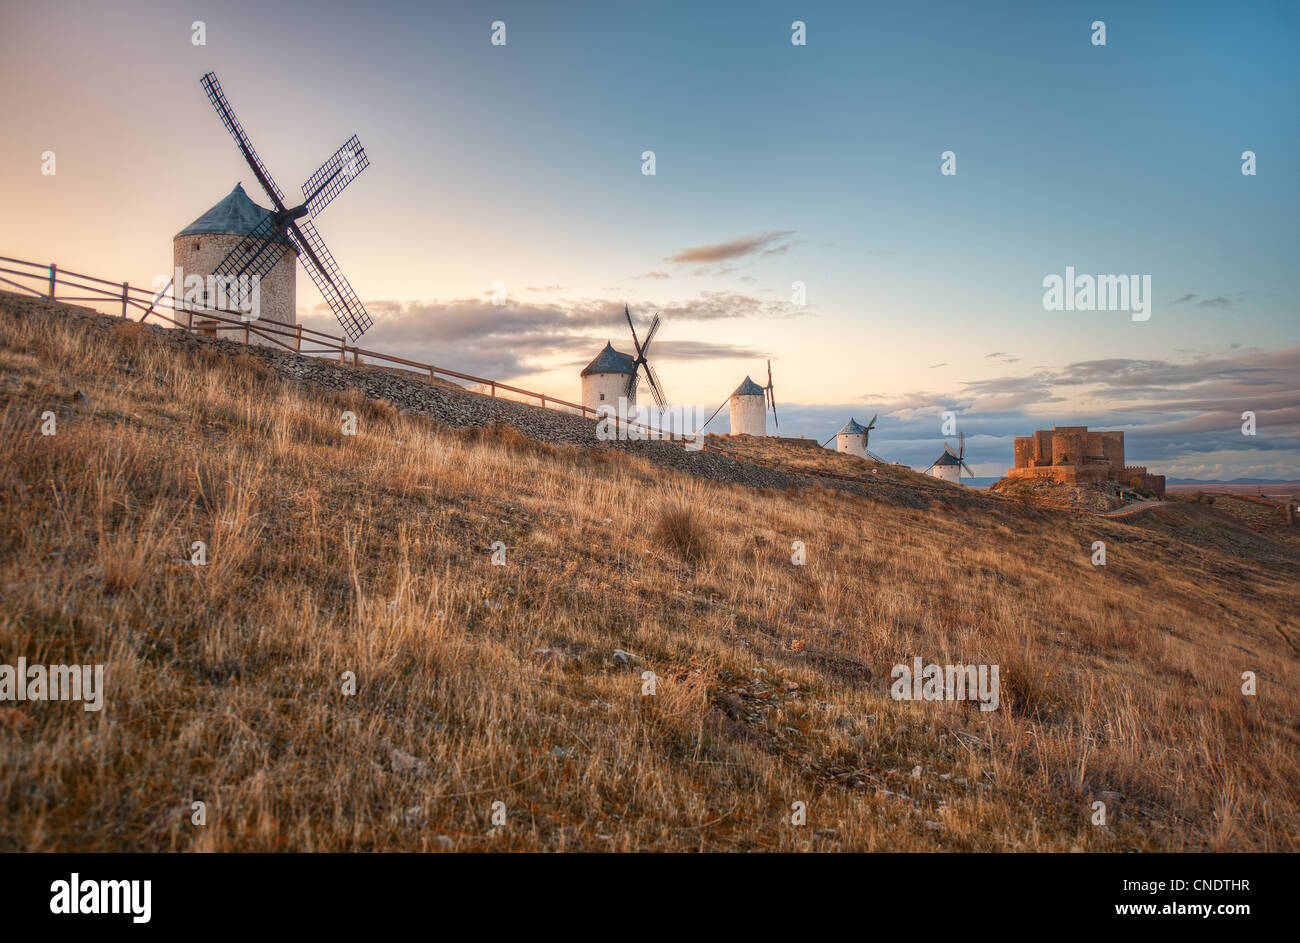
(1, 293), (1298, 852)
(652, 485), (711, 568)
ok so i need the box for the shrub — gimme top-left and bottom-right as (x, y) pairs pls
(653, 488), (710, 567)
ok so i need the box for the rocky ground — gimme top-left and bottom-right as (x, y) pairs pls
(988, 475), (1133, 513)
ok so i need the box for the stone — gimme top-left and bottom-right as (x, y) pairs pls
(532, 647), (563, 665)
(389, 748), (430, 776)
(612, 648), (641, 669)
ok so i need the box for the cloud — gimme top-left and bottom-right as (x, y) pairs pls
(929, 362), (948, 369)
(1170, 293), (1197, 305)
(299, 289), (795, 381)
(640, 340), (765, 361)
(632, 271), (670, 280)
(806, 347), (1300, 478)
(1195, 296), (1232, 308)
(669, 230), (796, 264)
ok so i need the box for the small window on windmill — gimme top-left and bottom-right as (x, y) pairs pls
(599, 393), (605, 401)
(192, 241), (200, 251)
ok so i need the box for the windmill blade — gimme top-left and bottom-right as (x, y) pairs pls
(866, 414), (878, 430)
(959, 430), (966, 459)
(641, 313), (661, 354)
(644, 361), (667, 407)
(624, 369), (638, 400)
(301, 135), (369, 218)
(765, 360), (778, 427)
(287, 219), (372, 340)
(212, 215), (293, 283)
(200, 72), (288, 213)
(623, 304), (642, 355)
(821, 433), (837, 448)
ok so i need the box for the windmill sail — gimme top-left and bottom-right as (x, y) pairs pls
(302, 136), (369, 218)
(764, 360), (778, 428)
(287, 220), (373, 340)
(623, 305), (666, 407)
(200, 72), (288, 212)
(199, 71), (374, 340)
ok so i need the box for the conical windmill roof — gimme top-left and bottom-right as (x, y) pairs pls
(733, 376), (765, 396)
(581, 342), (636, 376)
(838, 418), (869, 435)
(177, 183), (293, 246)
(932, 447), (963, 466)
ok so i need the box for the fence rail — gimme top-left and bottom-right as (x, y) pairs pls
(0, 254), (680, 442)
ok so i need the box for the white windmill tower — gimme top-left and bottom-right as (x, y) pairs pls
(581, 342), (636, 412)
(730, 361), (778, 436)
(924, 432), (974, 485)
(834, 415), (877, 457)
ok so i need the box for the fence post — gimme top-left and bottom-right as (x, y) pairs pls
(490, 381), (496, 397)
(339, 341), (346, 365)
(244, 322), (249, 345)
(295, 324), (302, 351)
(540, 394), (546, 408)
(47, 263), (56, 299)
(428, 367), (435, 382)
(121, 282), (129, 318)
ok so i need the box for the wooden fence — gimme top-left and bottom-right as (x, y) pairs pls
(0, 254), (679, 442)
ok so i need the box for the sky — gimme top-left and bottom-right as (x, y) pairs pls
(1, 0), (1296, 478)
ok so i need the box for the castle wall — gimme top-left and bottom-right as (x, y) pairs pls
(1004, 425), (1156, 494)
(1013, 437), (1035, 468)
(1051, 432), (1085, 465)
(1034, 430), (1053, 464)
(1101, 432), (1125, 475)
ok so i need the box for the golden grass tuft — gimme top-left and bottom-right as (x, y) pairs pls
(652, 486), (711, 568)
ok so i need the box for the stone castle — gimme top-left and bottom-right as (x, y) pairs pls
(1007, 426), (1165, 497)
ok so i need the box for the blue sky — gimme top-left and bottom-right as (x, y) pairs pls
(1, 0), (1296, 477)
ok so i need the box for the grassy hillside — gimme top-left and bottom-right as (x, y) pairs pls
(1, 292), (1297, 852)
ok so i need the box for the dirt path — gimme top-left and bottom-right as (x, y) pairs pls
(1097, 500), (1163, 518)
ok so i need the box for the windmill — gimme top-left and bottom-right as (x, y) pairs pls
(622, 305), (666, 406)
(762, 360), (779, 429)
(925, 431), (975, 483)
(198, 71), (373, 340)
(823, 414), (888, 461)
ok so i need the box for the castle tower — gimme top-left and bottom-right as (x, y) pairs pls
(581, 342), (636, 413)
(836, 418), (870, 457)
(173, 184), (297, 346)
(729, 376), (767, 436)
